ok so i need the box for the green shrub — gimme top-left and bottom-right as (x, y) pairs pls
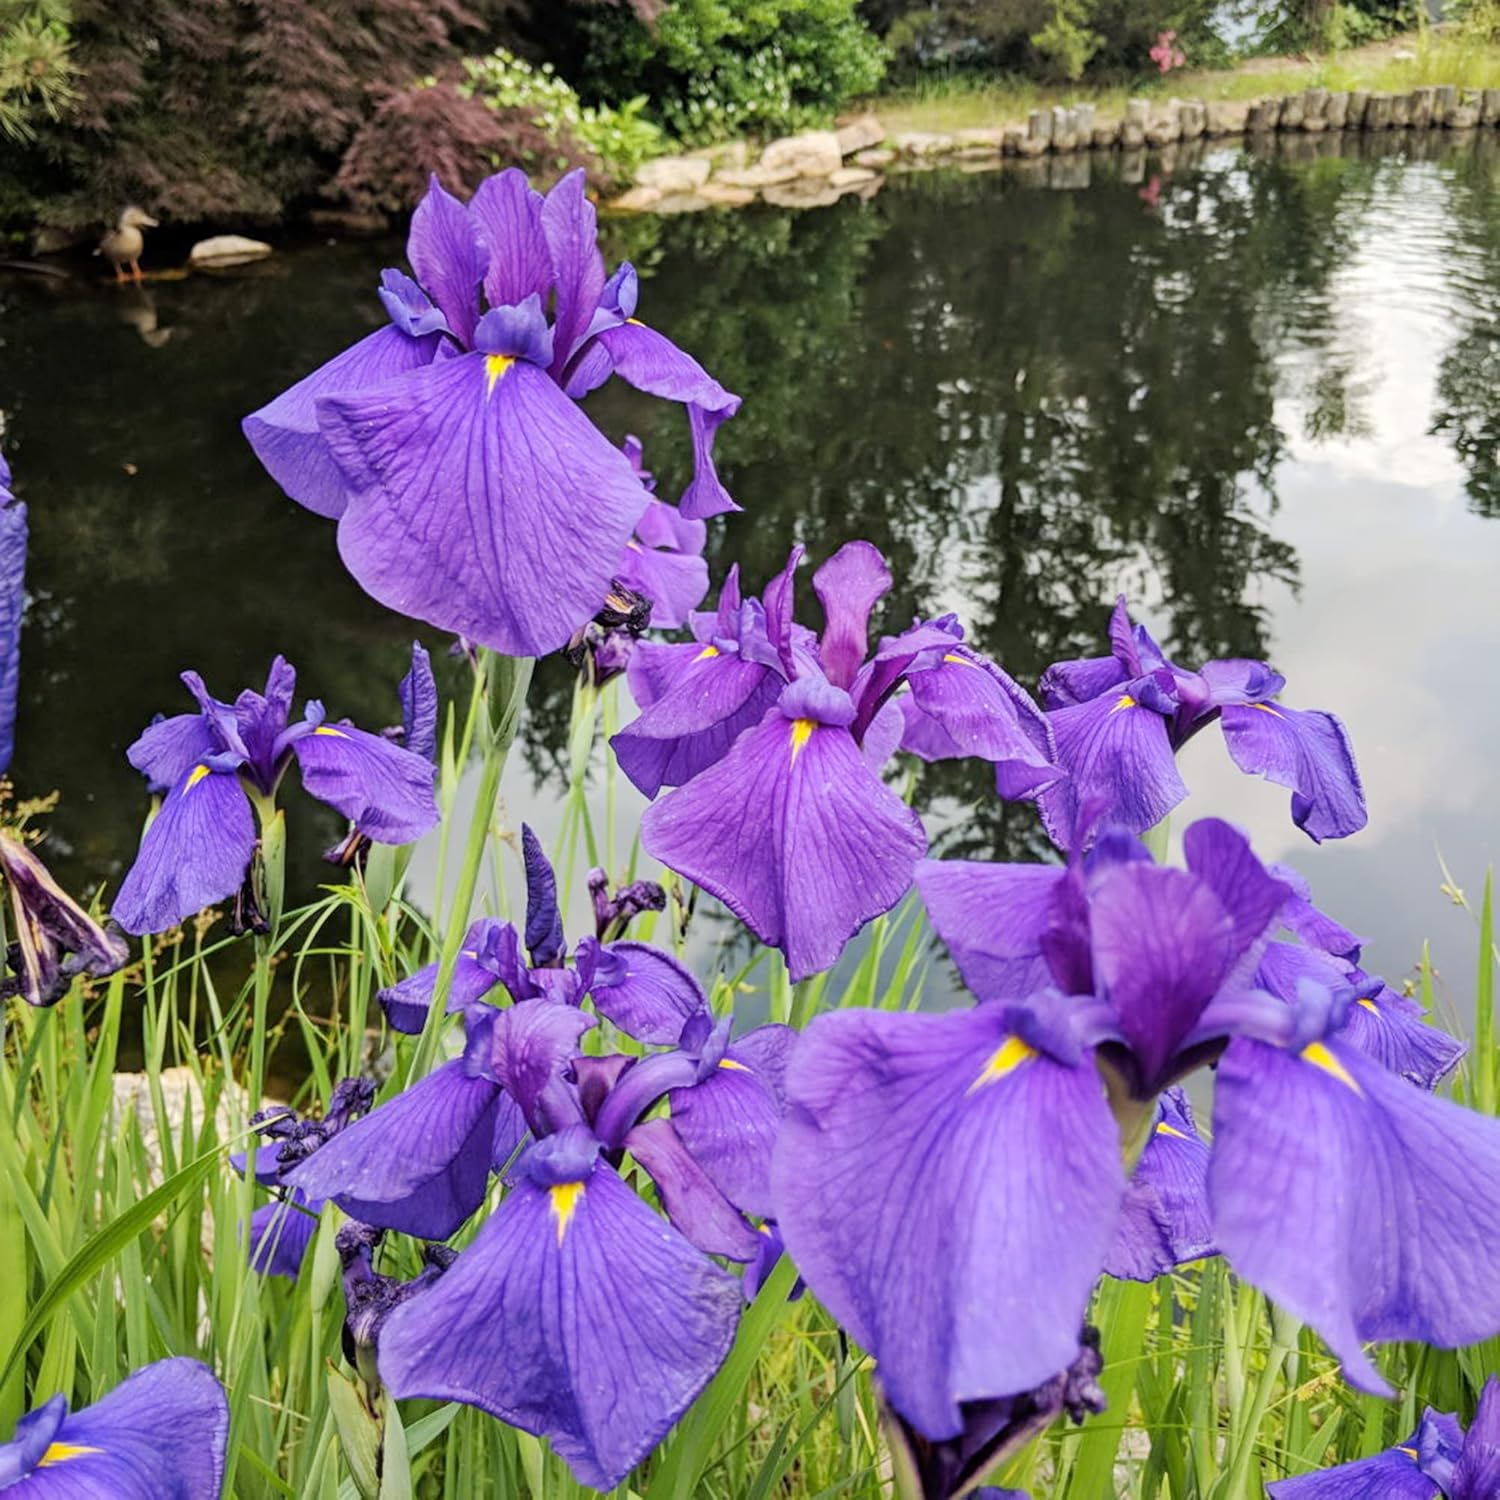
(578, 0), (888, 142)
(461, 46), (667, 179)
(0, 2), (76, 143)
(1030, 0), (1103, 79)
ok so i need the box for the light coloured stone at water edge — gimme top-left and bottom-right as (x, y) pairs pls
(1145, 102), (1182, 146)
(713, 165), (799, 189)
(652, 192), (712, 214)
(892, 130), (957, 157)
(1092, 121), (1121, 148)
(1324, 92), (1350, 129)
(956, 127), (1008, 148)
(1278, 93), (1306, 129)
(761, 179), (842, 209)
(687, 140), (749, 170)
(697, 182), (757, 207)
(636, 155), (712, 193)
(1389, 91), (1412, 128)
(761, 130), (844, 176)
(1003, 125), (1027, 154)
(1121, 96), (1149, 149)
(189, 234), (273, 267)
(1410, 86), (1436, 128)
(609, 186), (664, 212)
(1072, 102), (1097, 141)
(1450, 103), (1481, 130)
(835, 112), (885, 155)
(1434, 83), (1459, 122)
(1051, 105), (1077, 151)
(1346, 90), (1370, 127)
(829, 166), (878, 188)
(854, 147), (896, 167)
(1482, 89), (1500, 125)
(1179, 100), (1206, 139)
(1204, 99), (1249, 135)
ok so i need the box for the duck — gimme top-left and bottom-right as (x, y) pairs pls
(98, 207), (159, 283)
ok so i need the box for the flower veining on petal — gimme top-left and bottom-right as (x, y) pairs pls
(549, 1181), (585, 1244)
(1300, 1041), (1362, 1094)
(183, 764), (212, 794)
(1110, 693), (1137, 713)
(485, 353), (515, 396)
(968, 1035), (1038, 1094)
(789, 718), (816, 764)
(39, 1442), (104, 1466)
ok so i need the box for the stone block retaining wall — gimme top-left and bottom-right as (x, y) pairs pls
(608, 89), (1500, 215)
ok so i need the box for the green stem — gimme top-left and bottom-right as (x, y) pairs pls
(1222, 1311), (1296, 1500)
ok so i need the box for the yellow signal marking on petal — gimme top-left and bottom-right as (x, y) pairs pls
(39, 1443), (103, 1467)
(625, 540), (643, 552)
(313, 726), (347, 738)
(1301, 1041), (1362, 1095)
(485, 353), (515, 395)
(1251, 702), (1286, 719)
(549, 1181), (585, 1244)
(789, 718), (817, 764)
(941, 652), (977, 667)
(1358, 998), (1379, 1013)
(184, 764), (212, 793)
(968, 1035), (1037, 1094)
(1110, 693), (1137, 713)
(694, 645), (720, 661)
(1155, 1121), (1190, 1140)
(626, 317), (645, 326)
(719, 1057), (751, 1072)
(756, 1222), (773, 1237)
(1396, 1446), (1419, 1460)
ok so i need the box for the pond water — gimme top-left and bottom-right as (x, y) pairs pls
(4, 130), (1500, 1033)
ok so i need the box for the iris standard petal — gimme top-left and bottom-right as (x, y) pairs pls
(612, 649), (782, 797)
(1105, 1088), (1215, 1281)
(377, 1156), (741, 1492)
(624, 1116), (761, 1261)
(293, 722), (438, 845)
(641, 705), (927, 982)
(1037, 687), (1186, 850)
(321, 351), (650, 658)
(811, 541), (892, 691)
(586, 940), (707, 1045)
(377, 924), (509, 1035)
(772, 1005), (1125, 1438)
(0, 1357), (228, 1499)
(1218, 701), (1367, 843)
(399, 642), (438, 762)
(1089, 862), (1238, 1094)
(669, 1024), (794, 1217)
(284, 1060), (500, 1240)
(542, 171), (606, 378)
(467, 168), (552, 312)
(1211, 1034), (1500, 1395)
(1037, 651), (1130, 710)
(1180, 818), (1288, 990)
(916, 860), (1066, 1004)
(520, 824), (565, 966)
(406, 175), (486, 348)
(486, 1001), (596, 1134)
(113, 766), (257, 936)
(682, 400), (740, 520)
(242, 325), (441, 520)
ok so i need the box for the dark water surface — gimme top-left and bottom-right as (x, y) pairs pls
(5, 131), (1500, 1022)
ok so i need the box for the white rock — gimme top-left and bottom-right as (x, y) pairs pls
(829, 166), (878, 188)
(760, 130), (844, 177)
(189, 234), (272, 267)
(835, 112), (885, 155)
(698, 182), (757, 207)
(635, 155), (712, 193)
(714, 165), (800, 189)
(609, 186), (664, 212)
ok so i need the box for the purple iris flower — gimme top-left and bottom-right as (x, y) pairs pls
(0, 1356), (228, 1498)
(0, 830), (128, 1009)
(887, 1333), (1104, 1500)
(615, 542), (1059, 980)
(773, 819), (1500, 1444)
(1103, 1087), (1215, 1282)
(375, 1001), (745, 1492)
(242, 171), (739, 658)
(1036, 596), (1366, 847)
(113, 656), (438, 936)
(0, 447), (25, 776)
(1268, 1374), (1500, 1496)
(614, 436), (710, 631)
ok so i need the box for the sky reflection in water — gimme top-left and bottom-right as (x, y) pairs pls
(3, 131), (1499, 1033)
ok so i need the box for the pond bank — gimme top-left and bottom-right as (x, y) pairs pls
(609, 83), (1500, 215)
